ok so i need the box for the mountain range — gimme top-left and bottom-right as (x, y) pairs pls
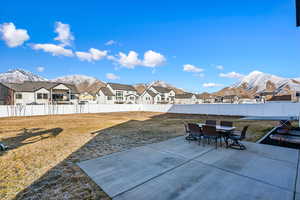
(0, 69), (299, 97)
(214, 71), (300, 98)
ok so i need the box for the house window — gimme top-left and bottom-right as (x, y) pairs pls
(129, 96), (134, 101)
(37, 93), (43, 99)
(16, 93), (22, 99)
(107, 96), (112, 100)
(116, 91), (123, 101)
(37, 93), (48, 99)
(70, 94), (77, 99)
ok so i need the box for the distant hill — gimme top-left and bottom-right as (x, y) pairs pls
(1, 69), (299, 97)
(53, 75), (106, 94)
(214, 71), (300, 98)
(0, 69), (185, 95)
(0, 69), (47, 83)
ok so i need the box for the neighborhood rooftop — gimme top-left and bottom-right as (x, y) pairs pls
(107, 83), (137, 91)
(175, 93), (194, 99)
(99, 87), (114, 96)
(152, 86), (172, 93)
(1, 81), (78, 93)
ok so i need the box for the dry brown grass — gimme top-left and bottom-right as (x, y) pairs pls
(0, 112), (277, 200)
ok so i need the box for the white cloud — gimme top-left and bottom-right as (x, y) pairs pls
(202, 83), (224, 88)
(219, 71), (244, 79)
(106, 73), (120, 80)
(183, 64), (204, 73)
(216, 65), (224, 70)
(116, 50), (166, 68)
(36, 66), (45, 72)
(32, 43), (73, 56)
(118, 51), (142, 68)
(142, 50), (166, 67)
(107, 55), (117, 61)
(0, 22), (30, 47)
(75, 48), (107, 62)
(194, 73), (205, 78)
(105, 40), (117, 46)
(54, 22), (74, 47)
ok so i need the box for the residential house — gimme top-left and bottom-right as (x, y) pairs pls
(267, 95), (292, 103)
(79, 92), (97, 104)
(0, 81), (79, 105)
(222, 95), (239, 104)
(214, 96), (223, 103)
(194, 94), (204, 104)
(140, 89), (158, 104)
(97, 83), (139, 104)
(148, 86), (175, 104)
(97, 87), (115, 104)
(174, 93), (197, 104)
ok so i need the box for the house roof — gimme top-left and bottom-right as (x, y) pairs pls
(108, 83), (136, 91)
(151, 86), (172, 93)
(175, 93), (194, 99)
(99, 87), (114, 96)
(1, 81), (78, 93)
(147, 90), (157, 97)
(267, 95), (292, 102)
(223, 95), (238, 99)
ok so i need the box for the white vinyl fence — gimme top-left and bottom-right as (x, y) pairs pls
(0, 103), (300, 118)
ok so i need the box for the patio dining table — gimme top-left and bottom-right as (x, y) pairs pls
(197, 123), (236, 147)
(197, 123), (236, 132)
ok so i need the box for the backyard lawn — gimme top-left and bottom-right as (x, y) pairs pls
(0, 112), (278, 200)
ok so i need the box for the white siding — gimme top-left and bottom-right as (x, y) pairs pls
(97, 90), (115, 104)
(140, 92), (153, 104)
(35, 88), (50, 104)
(15, 92), (35, 105)
(53, 84), (69, 90)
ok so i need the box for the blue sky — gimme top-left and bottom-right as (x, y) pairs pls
(0, 0), (299, 92)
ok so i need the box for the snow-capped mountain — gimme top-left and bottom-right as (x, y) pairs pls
(226, 71), (300, 96)
(53, 75), (106, 94)
(0, 69), (47, 83)
(53, 75), (101, 86)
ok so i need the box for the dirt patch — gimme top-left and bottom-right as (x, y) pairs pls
(0, 112), (277, 200)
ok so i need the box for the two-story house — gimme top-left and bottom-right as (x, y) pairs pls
(97, 83), (139, 104)
(147, 86), (175, 104)
(174, 93), (197, 104)
(0, 81), (79, 105)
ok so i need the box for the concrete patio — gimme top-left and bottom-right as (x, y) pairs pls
(78, 136), (300, 200)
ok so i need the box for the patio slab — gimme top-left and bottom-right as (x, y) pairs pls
(195, 147), (297, 191)
(78, 136), (300, 200)
(243, 141), (299, 164)
(78, 146), (187, 197)
(115, 161), (293, 200)
(147, 136), (214, 159)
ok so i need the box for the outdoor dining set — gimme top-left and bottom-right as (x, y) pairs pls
(184, 120), (249, 150)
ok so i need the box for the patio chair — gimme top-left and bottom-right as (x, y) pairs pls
(219, 121), (234, 145)
(186, 123), (202, 144)
(184, 122), (193, 140)
(228, 126), (249, 150)
(202, 125), (222, 148)
(205, 120), (217, 126)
